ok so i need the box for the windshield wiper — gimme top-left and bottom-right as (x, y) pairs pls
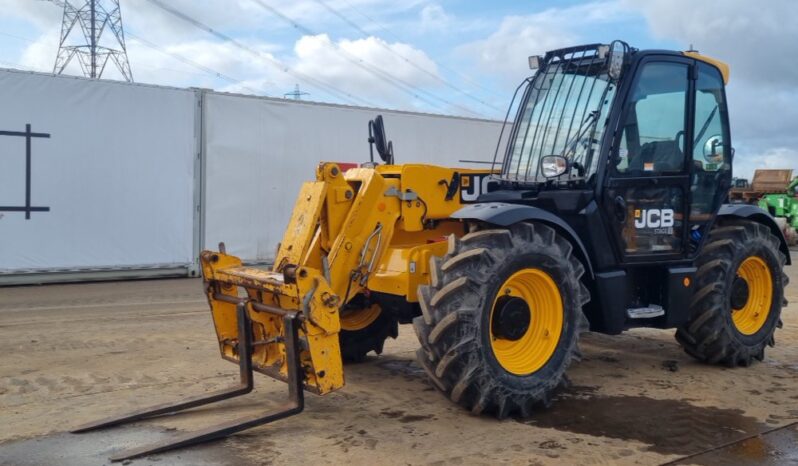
(561, 110), (599, 161)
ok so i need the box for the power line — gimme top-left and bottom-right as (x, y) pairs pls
(40, 0), (268, 95)
(33, 0), (494, 115)
(338, 0), (506, 100)
(144, 0), (376, 107)
(0, 31), (36, 43)
(249, 0), (483, 117)
(311, 0), (503, 113)
(250, 0), (481, 116)
(0, 29), (259, 94)
(125, 31), (269, 96)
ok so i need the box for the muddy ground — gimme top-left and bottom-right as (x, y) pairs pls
(1, 265), (797, 465)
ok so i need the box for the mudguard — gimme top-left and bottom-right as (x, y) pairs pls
(451, 203), (594, 277)
(718, 204), (792, 264)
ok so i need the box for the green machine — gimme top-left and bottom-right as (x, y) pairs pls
(759, 177), (798, 245)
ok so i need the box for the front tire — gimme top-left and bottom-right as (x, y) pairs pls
(339, 303), (398, 363)
(413, 223), (589, 418)
(676, 220), (788, 366)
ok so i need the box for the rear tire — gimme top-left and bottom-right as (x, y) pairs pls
(676, 220), (788, 366)
(413, 223), (589, 418)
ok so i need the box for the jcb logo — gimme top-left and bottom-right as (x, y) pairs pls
(634, 209), (674, 229)
(460, 174), (495, 202)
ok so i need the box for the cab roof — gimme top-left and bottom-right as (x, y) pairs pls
(624, 48), (730, 84)
(683, 51), (730, 84)
(539, 43), (731, 85)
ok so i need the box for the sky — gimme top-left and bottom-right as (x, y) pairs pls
(1, 0), (796, 178)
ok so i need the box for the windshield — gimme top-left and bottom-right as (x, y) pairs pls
(501, 47), (617, 183)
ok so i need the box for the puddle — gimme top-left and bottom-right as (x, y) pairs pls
(517, 387), (767, 456)
(674, 423), (798, 465)
(374, 358), (425, 379)
(379, 409), (435, 423)
(0, 427), (245, 466)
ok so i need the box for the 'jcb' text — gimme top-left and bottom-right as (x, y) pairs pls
(634, 208), (675, 229)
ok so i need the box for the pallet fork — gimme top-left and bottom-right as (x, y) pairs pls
(71, 303), (305, 462)
(69, 160), (488, 460)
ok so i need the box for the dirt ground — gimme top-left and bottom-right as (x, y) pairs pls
(1, 264), (797, 465)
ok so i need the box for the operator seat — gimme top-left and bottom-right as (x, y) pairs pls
(629, 141), (684, 172)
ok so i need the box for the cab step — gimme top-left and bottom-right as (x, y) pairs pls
(626, 305), (665, 319)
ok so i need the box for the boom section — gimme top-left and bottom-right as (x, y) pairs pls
(201, 162), (492, 394)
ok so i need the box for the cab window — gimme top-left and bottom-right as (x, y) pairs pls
(615, 62), (689, 175)
(689, 63), (731, 221)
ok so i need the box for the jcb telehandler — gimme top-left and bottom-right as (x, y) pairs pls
(75, 41), (790, 461)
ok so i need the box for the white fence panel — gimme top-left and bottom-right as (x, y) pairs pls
(0, 70), (198, 279)
(203, 93), (506, 262)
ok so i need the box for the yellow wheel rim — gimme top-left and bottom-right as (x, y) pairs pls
(489, 269), (564, 376)
(732, 256), (773, 335)
(340, 304), (381, 331)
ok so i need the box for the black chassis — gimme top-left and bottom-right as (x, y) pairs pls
(453, 48), (791, 335)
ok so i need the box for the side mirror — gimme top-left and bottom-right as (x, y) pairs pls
(703, 135), (724, 163)
(540, 155), (568, 178)
(607, 40), (628, 81)
(368, 115), (394, 164)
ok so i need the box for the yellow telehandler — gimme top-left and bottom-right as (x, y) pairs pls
(75, 41), (790, 461)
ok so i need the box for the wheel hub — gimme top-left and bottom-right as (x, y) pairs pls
(489, 268), (564, 376)
(340, 304), (381, 331)
(731, 256), (773, 335)
(491, 296), (531, 341)
(730, 275), (750, 310)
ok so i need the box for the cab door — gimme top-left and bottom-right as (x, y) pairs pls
(603, 57), (693, 262)
(686, 62), (733, 256)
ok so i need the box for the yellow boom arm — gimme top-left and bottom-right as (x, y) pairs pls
(201, 162), (491, 395)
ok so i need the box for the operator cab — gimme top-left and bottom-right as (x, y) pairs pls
(482, 42), (732, 264)
(473, 41), (736, 333)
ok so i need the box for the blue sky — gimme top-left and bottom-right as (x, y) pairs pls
(1, 0), (797, 177)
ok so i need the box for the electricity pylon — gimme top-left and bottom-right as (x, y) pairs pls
(53, 0), (133, 82)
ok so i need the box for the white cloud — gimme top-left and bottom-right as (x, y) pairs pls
(623, 0), (798, 88)
(457, 2), (630, 78)
(18, 30), (58, 73)
(293, 34), (441, 108)
(732, 147), (798, 181)
(1, 0), (452, 111)
(0, 0), (61, 28)
(419, 3), (451, 32)
(0, 0), (420, 50)
(14, 25), (282, 90)
(460, 19), (575, 77)
(126, 39), (280, 91)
